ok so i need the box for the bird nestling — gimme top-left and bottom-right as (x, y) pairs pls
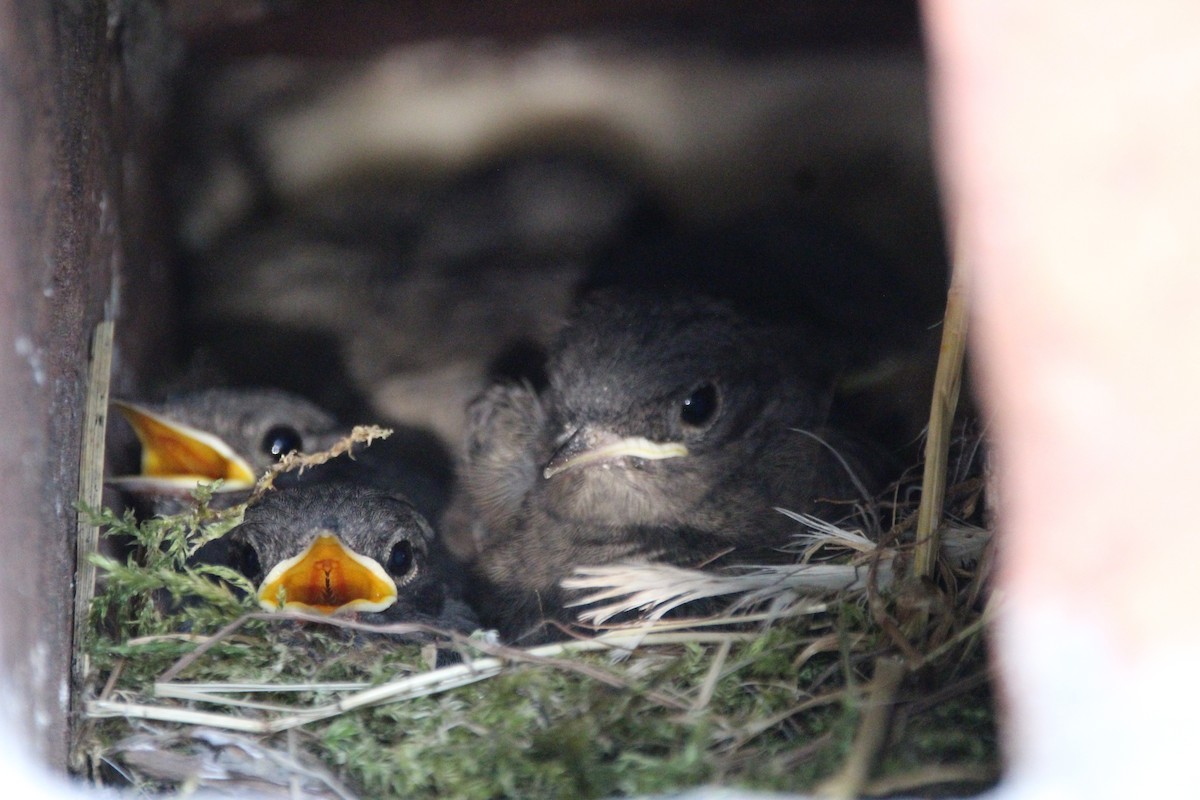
(224, 482), (478, 633)
(107, 387), (450, 520)
(106, 388), (473, 632)
(108, 388), (343, 504)
(447, 289), (880, 641)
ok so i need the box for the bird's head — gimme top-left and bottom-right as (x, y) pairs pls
(108, 388), (342, 497)
(537, 290), (828, 527)
(226, 483), (455, 626)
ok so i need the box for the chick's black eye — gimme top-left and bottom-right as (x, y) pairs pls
(386, 540), (414, 577)
(679, 383), (719, 428)
(261, 425), (303, 460)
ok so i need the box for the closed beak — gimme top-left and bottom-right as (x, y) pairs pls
(542, 426), (688, 479)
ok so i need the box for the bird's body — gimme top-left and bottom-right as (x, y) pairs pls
(449, 290), (878, 641)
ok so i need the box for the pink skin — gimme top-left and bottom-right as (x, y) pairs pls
(922, 0), (1200, 794)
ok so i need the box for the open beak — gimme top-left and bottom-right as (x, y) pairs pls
(257, 532), (398, 615)
(542, 426), (688, 480)
(109, 401), (257, 492)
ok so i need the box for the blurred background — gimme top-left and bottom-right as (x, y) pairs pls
(148, 0), (948, 459)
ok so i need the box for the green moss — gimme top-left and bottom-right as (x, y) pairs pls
(78, 485), (998, 798)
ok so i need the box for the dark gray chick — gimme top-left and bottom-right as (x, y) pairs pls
(226, 482), (477, 633)
(450, 289), (879, 641)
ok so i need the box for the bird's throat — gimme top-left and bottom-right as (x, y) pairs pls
(257, 533), (398, 615)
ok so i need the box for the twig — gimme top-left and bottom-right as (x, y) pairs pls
(902, 669), (992, 719)
(723, 687), (856, 749)
(247, 424), (393, 503)
(862, 763), (999, 797)
(692, 638), (732, 713)
(99, 658), (125, 702)
(909, 597), (996, 671)
(287, 728), (301, 800)
(157, 613), (260, 683)
(90, 613), (756, 735)
(865, 524), (923, 666)
(70, 320), (114, 773)
(817, 656), (906, 799)
(914, 246), (970, 579)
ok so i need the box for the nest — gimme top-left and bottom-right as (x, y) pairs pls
(71, 272), (996, 799)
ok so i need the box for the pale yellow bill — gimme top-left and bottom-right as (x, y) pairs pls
(543, 436), (688, 479)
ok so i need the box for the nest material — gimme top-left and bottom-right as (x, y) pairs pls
(76, 428), (995, 799)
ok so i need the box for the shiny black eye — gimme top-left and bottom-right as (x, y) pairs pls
(386, 540), (414, 577)
(261, 425), (303, 460)
(232, 541), (262, 582)
(679, 383), (719, 428)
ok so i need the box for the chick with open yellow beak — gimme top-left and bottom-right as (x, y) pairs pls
(222, 482), (478, 630)
(106, 388), (342, 502)
(111, 400), (259, 492)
